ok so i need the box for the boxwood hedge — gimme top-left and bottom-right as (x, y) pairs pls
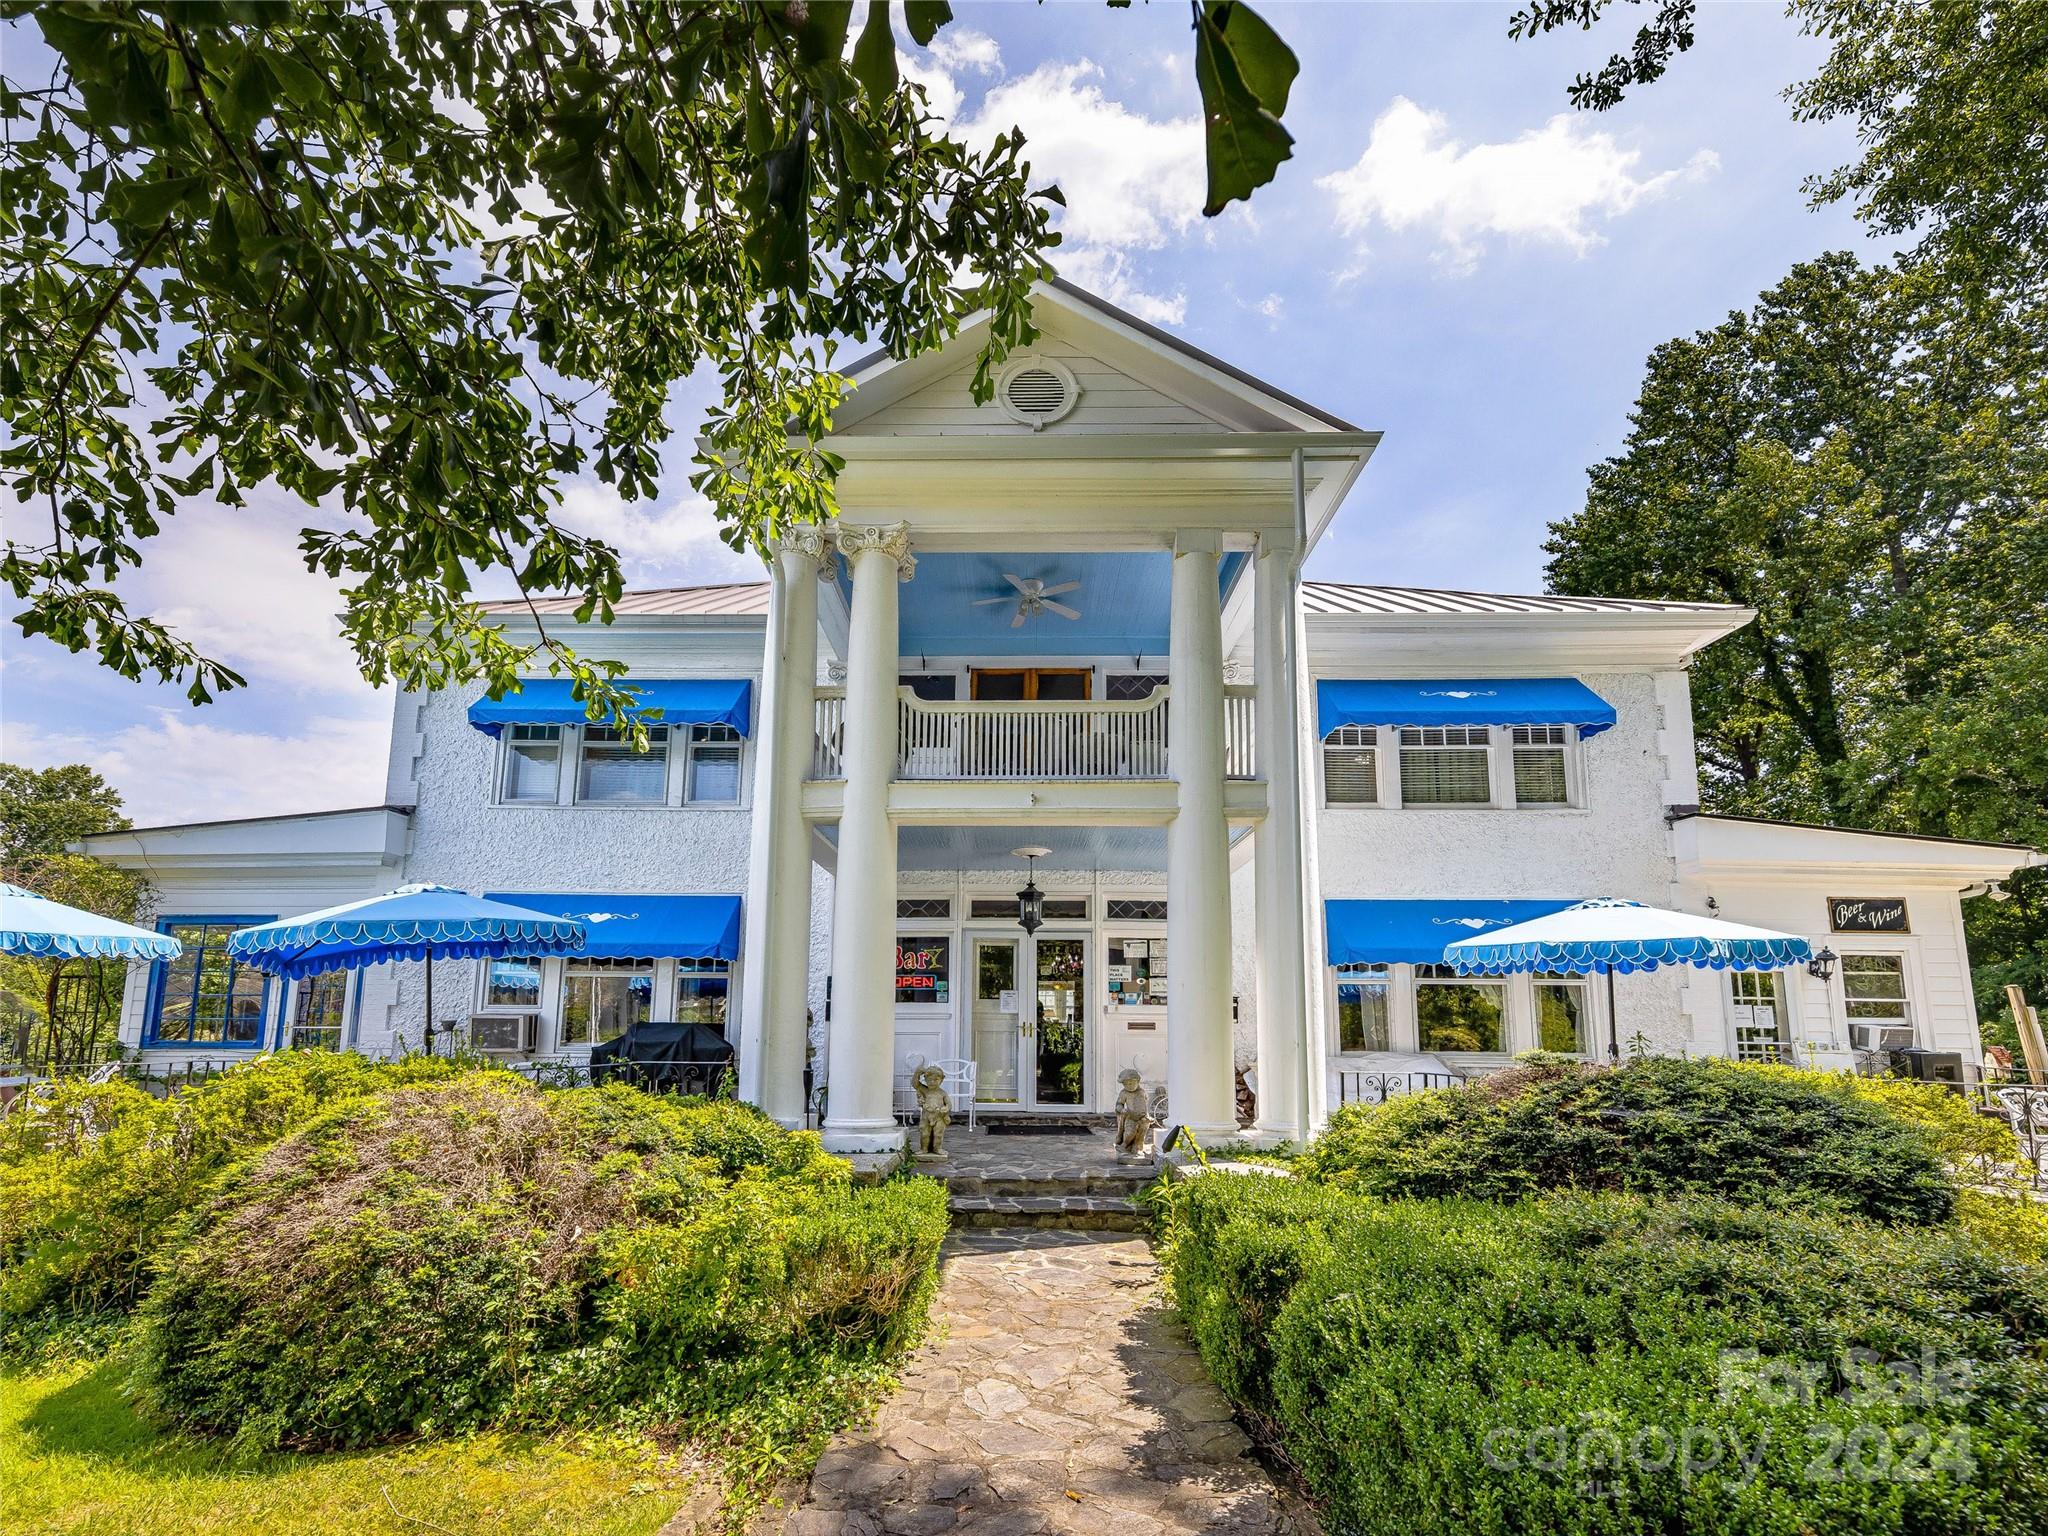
(1155, 1173), (2048, 1536)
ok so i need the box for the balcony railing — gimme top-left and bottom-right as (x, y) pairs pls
(808, 684), (1258, 782)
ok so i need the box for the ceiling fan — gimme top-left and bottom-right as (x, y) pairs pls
(973, 573), (1083, 628)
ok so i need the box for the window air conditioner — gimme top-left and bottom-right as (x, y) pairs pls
(1851, 1021), (1915, 1055)
(469, 1012), (537, 1053)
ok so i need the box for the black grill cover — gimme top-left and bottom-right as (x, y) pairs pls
(588, 1019), (736, 1097)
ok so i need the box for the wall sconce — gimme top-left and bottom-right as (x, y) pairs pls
(1013, 846), (1050, 935)
(1807, 946), (1838, 983)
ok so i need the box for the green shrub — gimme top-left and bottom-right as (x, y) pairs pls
(1296, 1057), (1957, 1224)
(0, 1052), (473, 1323)
(1160, 1174), (2048, 1536)
(130, 1077), (945, 1455)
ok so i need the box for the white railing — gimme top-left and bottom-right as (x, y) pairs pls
(811, 687), (846, 780)
(899, 686), (1171, 780)
(1223, 684), (1256, 780)
(808, 682), (1261, 782)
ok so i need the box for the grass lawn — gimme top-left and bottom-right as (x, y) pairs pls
(2, 1358), (692, 1536)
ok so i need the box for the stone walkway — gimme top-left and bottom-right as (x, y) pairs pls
(773, 1228), (1304, 1535)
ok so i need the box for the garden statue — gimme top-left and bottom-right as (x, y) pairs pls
(1114, 1068), (1154, 1161)
(912, 1063), (951, 1159)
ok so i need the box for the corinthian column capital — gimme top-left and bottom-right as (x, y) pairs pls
(775, 524), (832, 570)
(835, 520), (916, 581)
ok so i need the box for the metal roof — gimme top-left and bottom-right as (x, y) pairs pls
(479, 582), (770, 618)
(1300, 583), (1748, 618)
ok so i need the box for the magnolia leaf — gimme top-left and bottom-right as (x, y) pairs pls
(851, 0), (899, 102)
(904, 1), (952, 48)
(1193, 2), (1295, 216)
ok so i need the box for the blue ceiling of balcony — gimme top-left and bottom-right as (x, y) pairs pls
(836, 550), (1248, 660)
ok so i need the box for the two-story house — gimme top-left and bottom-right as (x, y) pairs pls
(81, 281), (2043, 1150)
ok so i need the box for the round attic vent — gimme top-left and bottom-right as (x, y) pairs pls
(995, 358), (1079, 428)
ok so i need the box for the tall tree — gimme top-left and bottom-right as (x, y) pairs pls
(1545, 254), (2048, 1031)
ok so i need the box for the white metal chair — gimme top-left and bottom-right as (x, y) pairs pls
(893, 1053), (978, 1131)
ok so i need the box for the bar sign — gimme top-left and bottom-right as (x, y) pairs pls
(1829, 897), (1909, 933)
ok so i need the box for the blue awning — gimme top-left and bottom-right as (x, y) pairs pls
(467, 679), (752, 738)
(484, 893), (742, 960)
(1324, 899), (1581, 967)
(1315, 678), (1617, 737)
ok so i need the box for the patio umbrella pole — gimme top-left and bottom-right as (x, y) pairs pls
(425, 952), (434, 1056)
(1606, 965), (1619, 1062)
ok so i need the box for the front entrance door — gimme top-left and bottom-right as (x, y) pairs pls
(970, 937), (1021, 1103)
(1032, 936), (1089, 1106)
(967, 933), (1091, 1109)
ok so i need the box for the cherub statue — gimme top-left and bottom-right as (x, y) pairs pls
(1114, 1068), (1154, 1161)
(912, 1063), (951, 1159)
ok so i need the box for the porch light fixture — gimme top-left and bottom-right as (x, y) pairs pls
(1807, 946), (1838, 983)
(1013, 847), (1051, 935)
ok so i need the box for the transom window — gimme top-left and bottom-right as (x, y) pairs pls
(1105, 673), (1169, 702)
(896, 897), (953, 920)
(501, 724), (563, 803)
(577, 726), (670, 803)
(1336, 969), (1392, 1052)
(147, 919), (272, 1047)
(1105, 898), (1168, 922)
(969, 896), (1089, 921)
(1511, 725), (1571, 805)
(1843, 954), (1913, 1052)
(290, 972), (348, 1051)
(560, 958), (653, 1045)
(1398, 727), (1491, 805)
(1413, 964), (1505, 1052)
(1323, 725), (1379, 804)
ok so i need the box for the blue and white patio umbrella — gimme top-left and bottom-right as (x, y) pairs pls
(1442, 897), (1812, 1061)
(0, 882), (182, 961)
(227, 885), (586, 1050)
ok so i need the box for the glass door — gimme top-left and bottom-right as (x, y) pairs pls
(971, 937), (1021, 1103)
(1033, 936), (1089, 1107)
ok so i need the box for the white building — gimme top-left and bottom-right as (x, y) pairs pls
(81, 283), (2043, 1149)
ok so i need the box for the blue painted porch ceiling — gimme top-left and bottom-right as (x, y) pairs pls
(837, 550), (1248, 659)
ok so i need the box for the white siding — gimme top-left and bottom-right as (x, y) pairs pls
(841, 343), (1224, 436)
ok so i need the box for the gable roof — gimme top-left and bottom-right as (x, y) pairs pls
(1301, 584), (1748, 618)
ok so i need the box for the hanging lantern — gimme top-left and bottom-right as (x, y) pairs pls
(1013, 846), (1050, 935)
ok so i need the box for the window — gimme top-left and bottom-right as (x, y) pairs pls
(969, 896), (1089, 921)
(684, 724), (742, 803)
(485, 958), (542, 1009)
(895, 937), (951, 1004)
(1534, 972), (1592, 1054)
(1105, 898), (1168, 922)
(577, 726), (670, 803)
(896, 897), (953, 920)
(675, 961), (731, 1035)
(1399, 727), (1491, 805)
(290, 972), (348, 1051)
(1729, 971), (1789, 1061)
(899, 673), (958, 701)
(1107, 936), (1165, 1005)
(1414, 965), (1505, 1052)
(147, 919), (272, 1046)
(1106, 672), (1169, 702)
(1336, 970), (1392, 1051)
(1843, 955), (1913, 1052)
(560, 959), (653, 1045)
(1512, 725), (1571, 805)
(1323, 726), (1380, 804)
(501, 724), (563, 803)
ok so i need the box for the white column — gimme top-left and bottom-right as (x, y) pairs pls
(1252, 535), (1309, 1143)
(822, 522), (913, 1153)
(738, 527), (827, 1125)
(1166, 530), (1239, 1139)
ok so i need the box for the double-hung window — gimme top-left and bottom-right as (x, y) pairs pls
(684, 725), (743, 804)
(560, 958), (653, 1046)
(290, 972), (348, 1051)
(1322, 726), (1380, 805)
(147, 919), (272, 1046)
(1843, 955), (1914, 1053)
(501, 724), (563, 803)
(577, 726), (670, 804)
(675, 961), (731, 1034)
(1413, 964), (1505, 1052)
(1534, 971), (1593, 1054)
(485, 958), (543, 1009)
(1512, 725), (1571, 805)
(1398, 727), (1491, 805)
(1336, 968), (1392, 1051)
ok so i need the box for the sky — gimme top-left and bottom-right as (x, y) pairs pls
(0, 1), (1891, 827)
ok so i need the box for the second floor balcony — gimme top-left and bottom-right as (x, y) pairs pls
(810, 685), (1258, 783)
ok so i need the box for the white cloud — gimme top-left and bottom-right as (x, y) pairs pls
(3, 709), (392, 826)
(897, 46), (964, 123)
(927, 26), (1001, 76)
(1317, 97), (1719, 274)
(549, 481), (761, 589)
(954, 59), (1202, 324)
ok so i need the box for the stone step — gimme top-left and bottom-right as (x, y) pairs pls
(937, 1171), (1153, 1199)
(947, 1193), (1150, 1233)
